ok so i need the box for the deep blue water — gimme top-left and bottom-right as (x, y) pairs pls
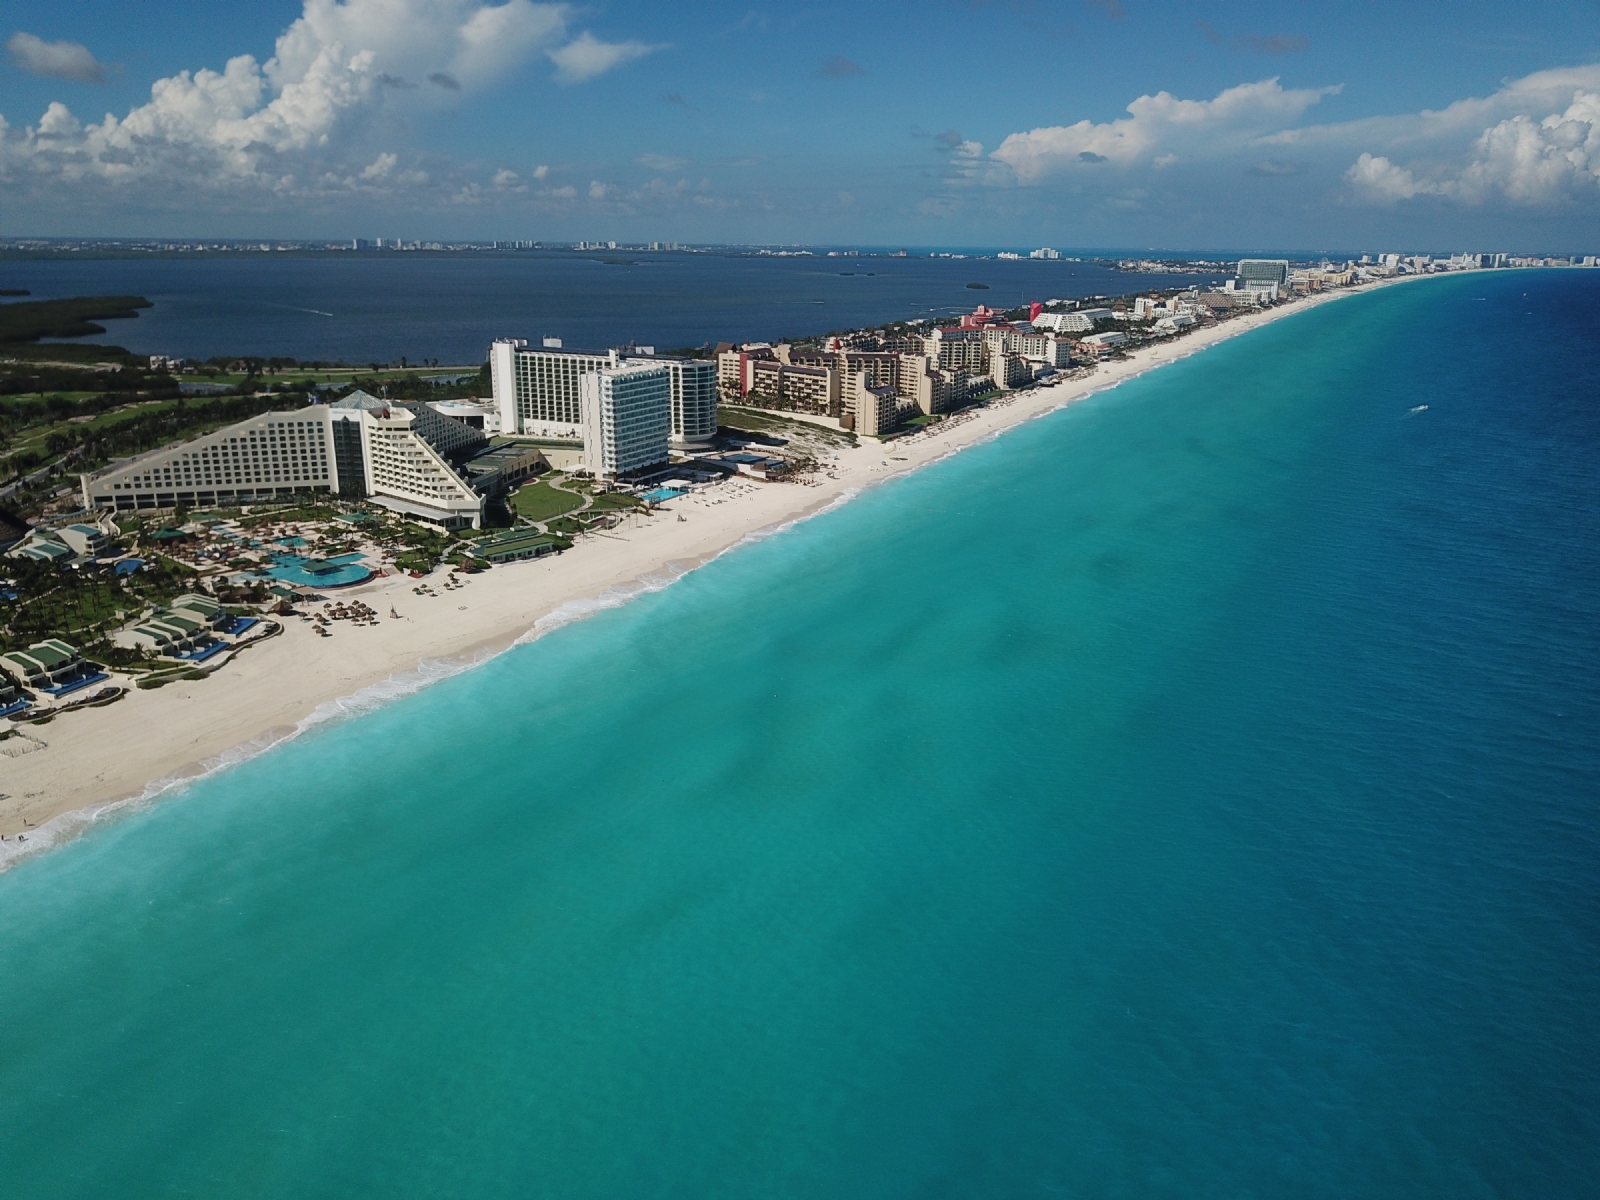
(1, 270), (1596, 1198)
(0, 252), (1222, 363)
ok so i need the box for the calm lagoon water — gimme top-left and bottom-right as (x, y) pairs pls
(1, 251), (1222, 363)
(1, 270), (1597, 1197)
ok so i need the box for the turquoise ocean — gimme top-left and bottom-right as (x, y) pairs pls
(2, 270), (1597, 1197)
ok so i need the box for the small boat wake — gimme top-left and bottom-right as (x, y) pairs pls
(268, 303), (334, 317)
(1406, 404), (1429, 417)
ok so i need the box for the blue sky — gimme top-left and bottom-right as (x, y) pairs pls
(2, 0), (1598, 250)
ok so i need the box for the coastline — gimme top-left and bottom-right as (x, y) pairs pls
(0, 273), (1427, 867)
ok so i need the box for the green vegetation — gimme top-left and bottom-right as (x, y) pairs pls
(512, 477), (585, 522)
(1, 554), (199, 660)
(586, 491), (642, 513)
(0, 295), (152, 344)
(718, 404), (856, 452)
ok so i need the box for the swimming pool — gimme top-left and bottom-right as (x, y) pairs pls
(641, 487), (688, 504)
(264, 552), (373, 588)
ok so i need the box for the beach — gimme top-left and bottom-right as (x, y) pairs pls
(6, 262), (1598, 1198)
(0, 277), (1416, 861)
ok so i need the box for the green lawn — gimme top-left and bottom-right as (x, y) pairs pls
(587, 491), (642, 513)
(512, 478), (586, 522)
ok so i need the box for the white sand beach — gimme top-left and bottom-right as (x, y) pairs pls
(0, 277), (1419, 861)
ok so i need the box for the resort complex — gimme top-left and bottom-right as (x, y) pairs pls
(2, 250), (1576, 757)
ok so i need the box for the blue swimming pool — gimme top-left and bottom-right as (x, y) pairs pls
(641, 487), (688, 504)
(264, 552), (373, 588)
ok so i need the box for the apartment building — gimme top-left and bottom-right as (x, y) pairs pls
(747, 358), (840, 416)
(991, 352), (1033, 390)
(852, 379), (899, 437)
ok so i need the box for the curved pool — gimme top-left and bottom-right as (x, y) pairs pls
(265, 552), (373, 588)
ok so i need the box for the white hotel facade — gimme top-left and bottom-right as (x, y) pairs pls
(490, 339), (716, 458)
(81, 391), (487, 529)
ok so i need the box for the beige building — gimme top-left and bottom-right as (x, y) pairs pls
(852, 379), (899, 436)
(991, 352), (1033, 390)
(747, 359), (841, 416)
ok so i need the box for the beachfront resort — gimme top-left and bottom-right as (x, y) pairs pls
(0, 250), (1567, 750)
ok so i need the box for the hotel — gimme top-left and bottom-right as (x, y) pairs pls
(81, 391), (489, 529)
(579, 362), (671, 480)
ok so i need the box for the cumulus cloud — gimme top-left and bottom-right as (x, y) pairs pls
(7, 32), (106, 83)
(1339, 69), (1600, 207)
(361, 151), (397, 180)
(1345, 152), (1433, 200)
(992, 78), (1339, 182)
(548, 31), (661, 84)
(0, 0), (658, 201)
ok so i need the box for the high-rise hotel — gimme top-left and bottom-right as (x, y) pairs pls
(490, 339), (716, 456)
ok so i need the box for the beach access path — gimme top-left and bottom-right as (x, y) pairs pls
(0, 274), (1431, 860)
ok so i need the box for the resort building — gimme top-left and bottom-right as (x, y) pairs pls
(490, 338), (619, 439)
(852, 378), (899, 436)
(579, 362), (671, 479)
(472, 529), (569, 564)
(356, 404), (485, 529)
(640, 355), (718, 453)
(81, 409), (341, 512)
(1078, 331), (1129, 355)
(1033, 309), (1111, 333)
(460, 443), (549, 496)
(1015, 333), (1075, 367)
(0, 639), (103, 696)
(6, 531), (78, 564)
(0, 672), (24, 717)
(427, 399), (500, 434)
(715, 343), (776, 399)
(57, 523), (115, 558)
(1236, 259), (1290, 296)
(114, 609), (213, 657)
(112, 593), (238, 657)
(991, 352), (1033, 390)
(922, 327), (988, 372)
(80, 392), (489, 529)
(746, 358), (840, 416)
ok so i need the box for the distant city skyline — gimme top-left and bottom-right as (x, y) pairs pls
(2, 0), (1598, 247)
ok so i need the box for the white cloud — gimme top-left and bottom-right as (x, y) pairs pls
(1345, 88), (1600, 207)
(1345, 152), (1435, 201)
(1283, 64), (1600, 208)
(548, 32), (661, 85)
(531, 163), (549, 179)
(361, 151), (397, 179)
(7, 32), (106, 83)
(588, 180), (610, 199)
(0, 0), (658, 201)
(992, 78), (1339, 183)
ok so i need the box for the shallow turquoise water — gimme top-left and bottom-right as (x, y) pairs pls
(2, 272), (1597, 1197)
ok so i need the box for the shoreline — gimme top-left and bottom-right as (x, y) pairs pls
(0, 272), (1431, 869)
